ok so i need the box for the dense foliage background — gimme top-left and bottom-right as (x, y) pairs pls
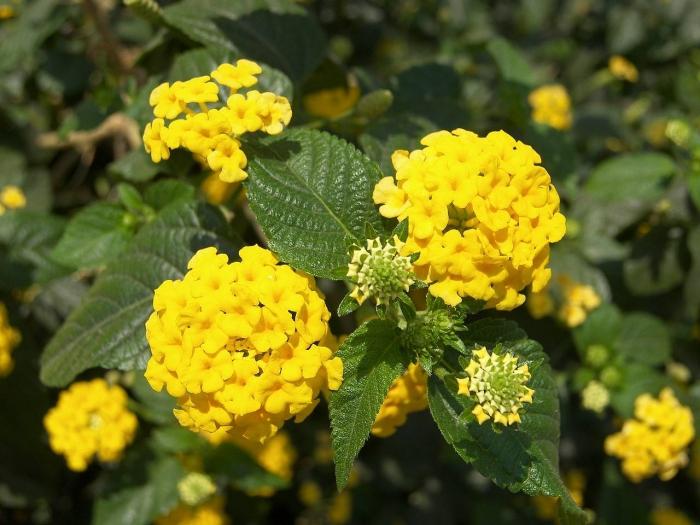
(1, 0), (700, 524)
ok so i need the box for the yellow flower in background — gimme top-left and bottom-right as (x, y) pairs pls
(0, 5), (15, 19)
(145, 246), (343, 443)
(177, 472), (217, 507)
(533, 470), (585, 521)
(608, 55), (639, 83)
(581, 380), (610, 414)
(43, 379), (138, 471)
(557, 276), (601, 327)
(650, 508), (693, 525)
(143, 60), (292, 184)
(0, 185), (26, 215)
(200, 173), (237, 205)
(372, 363), (428, 437)
(0, 303), (20, 376)
(299, 480), (323, 506)
(457, 347), (533, 426)
(303, 81), (361, 119)
(527, 289), (555, 319)
(328, 490), (352, 525)
(528, 84), (573, 130)
(155, 496), (229, 525)
(373, 129), (566, 309)
(605, 388), (694, 483)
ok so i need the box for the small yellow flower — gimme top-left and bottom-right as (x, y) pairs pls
(327, 490), (352, 525)
(457, 347), (534, 426)
(608, 55), (639, 83)
(0, 303), (20, 376)
(200, 173), (237, 205)
(528, 84), (573, 131)
(177, 472), (217, 507)
(155, 496), (229, 525)
(299, 480), (323, 507)
(145, 246), (343, 443)
(0, 185), (26, 212)
(143, 61), (292, 184)
(303, 82), (361, 119)
(43, 379), (138, 471)
(0, 5), (16, 19)
(605, 388), (694, 482)
(527, 289), (555, 319)
(533, 470), (585, 521)
(650, 508), (693, 525)
(373, 129), (566, 310)
(372, 363), (428, 437)
(557, 276), (601, 327)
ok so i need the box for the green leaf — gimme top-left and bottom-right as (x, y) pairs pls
(109, 149), (160, 182)
(623, 228), (685, 296)
(431, 319), (589, 525)
(572, 304), (622, 355)
(329, 319), (409, 490)
(39, 200), (238, 387)
(151, 427), (205, 454)
(585, 153), (676, 202)
(486, 37), (537, 86)
(245, 129), (385, 279)
(143, 180), (195, 211)
(204, 443), (288, 492)
(337, 291), (359, 316)
(609, 363), (669, 418)
(684, 226), (700, 316)
(92, 456), (184, 525)
(129, 373), (176, 425)
(613, 313), (671, 366)
(51, 203), (133, 270)
(162, 0), (325, 82)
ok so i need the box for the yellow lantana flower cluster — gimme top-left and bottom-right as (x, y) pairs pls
(371, 363), (428, 437)
(457, 347), (534, 426)
(156, 496), (229, 525)
(608, 55), (639, 83)
(0, 303), (21, 376)
(527, 275), (601, 327)
(528, 84), (573, 131)
(43, 379), (138, 471)
(373, 129), (566, 309)
(0, 185), (26, 215)
(143, 60), (292, 184)
(650, 508), (693, 525)
(145, 246), (343, 443)
(605, 388), (695, 482)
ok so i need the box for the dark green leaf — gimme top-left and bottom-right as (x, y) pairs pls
(39, 200), (238, 386)
(109, 149), (160, 183)
(486, 37), (537, 86)
(337, 291), (359, 316)
(613, 313), (671, 366)
(585, 153), (675, 203)
(143, 180), (195, 211)
(329, 319), (408, 490)
(245, 129), (385, 279)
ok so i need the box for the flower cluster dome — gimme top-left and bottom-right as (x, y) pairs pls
(143, 60), (292, 184)
(43, 379), (138, 471)
(605, 388), (694, 482)
(373, 129), (566, 310)
(145, 246), (343, 443)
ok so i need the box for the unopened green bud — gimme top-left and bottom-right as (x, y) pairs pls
(347, 237), (415, 306)
(355, 90), (394, 120)
(600, 365), (623, 389)
(584, 344), (609, 369)
(565, 219), (581, 239)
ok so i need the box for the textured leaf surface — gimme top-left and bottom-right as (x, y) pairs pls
(585, 153), (675, 202)
(614, 313), (670, 366)
(246, 129), (385, 279)
(39, 201), (237, 386)
(329, 319), (408, 490)
(162, 0), (325, 81)
(51, 203), (132, 270)
(429, 319), (589, 525)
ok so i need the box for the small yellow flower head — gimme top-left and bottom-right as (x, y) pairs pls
(43, 379), (138, 471)
(177, 472), (217, 507)
(526, 289), (555, 319)
(608, 55), (639, 83)
(528, 84), (573, 131)
(143, 60), (292, 184)
(557, 276), (601, 327)
(347, 237), (415, 306)
(667, 361), (692, 384)
(457, 347), (534, 426)
(605, 388), (695, 483)
(581, 380), (610, 414)
(372, 363), (428, 437)
(328, 490), (352, 525)
(666, 119), (692, 148)
(155, 496), (229, 525)
(0, 303), (21, 376)
(200, 173), (237, 205)
(145, 246), (343, 443)
(374, 129), (566, 310)
(0, 5), (16, 19)
(0, 185), (27, 216)
(533, 469), (585, 520)
(303, 82), (361, 119)
(651, 508), (693, 525)
(298, 480), (323, 507)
